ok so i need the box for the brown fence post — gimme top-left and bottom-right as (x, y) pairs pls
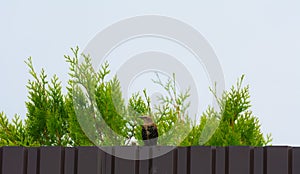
(100, 147), (114, 174)
(1, 147), (26, 174)
(292, 147), (300, 174)
(215, 147), (226, 174)
(39, 146), (64, 174)
(176, 146), (188, 174)
(253, 147), (264, 174)
(76, 146), (102, 174)
(228, 146), (252, 174)
(114, 146), (138, 174)
(138, 146), (152, 174)
(27, 147), (39, 174)
(64, 147), (76, 174)
(152, 146), (176, 174)
(190, 146), (214, 174)
(265, 146), (291, 174)
(0, 147), (2, 173)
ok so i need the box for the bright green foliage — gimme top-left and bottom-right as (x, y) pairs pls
(64, 48), (93, 146)
(180, 106), (218, 146)
(65, 47), (128, 146)
(0, 47), (272, 146)
(0, 112), (38, 146)
(152, 74), (192, 145)
(206, 75), (272, 146)
(25, 58), (70, 146)
(182, 75), (272, 146)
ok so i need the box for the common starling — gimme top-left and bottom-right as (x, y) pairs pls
(139, 116), (158, 146)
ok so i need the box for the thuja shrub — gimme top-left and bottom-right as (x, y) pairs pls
(181, 75), (272, 146)
(0, 47), (272, 146)
(25, 58), (71, 146)
(0, 112), (38, 146)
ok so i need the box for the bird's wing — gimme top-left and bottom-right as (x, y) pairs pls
(148, 125), (158, 139)
(141, 125), (148, 140)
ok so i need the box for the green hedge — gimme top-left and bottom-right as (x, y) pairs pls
(0, 47), (272, 146)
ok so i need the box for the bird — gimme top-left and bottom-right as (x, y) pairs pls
(139, 116), (158, 146)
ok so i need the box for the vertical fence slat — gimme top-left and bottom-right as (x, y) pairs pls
(176, 147), (188, 174)
(64, 147), (76, 174)
(253, 147), (264, 174)
(39, 146), (63, 174)
(1, 147), (26, 174)
(265, 146), (290, 174)
(190, 146), (213, 174)
(0, 147), (2, 173)
(138, 146), (151, 174)
(114, 146), (138, 174)
(27, 147), (39, 174)
(228, 146), (252, 174)
(215, 147), (226, 174)
(100, 147), (113, 174)
(292, 147), (300, 174)
(152, 146), (175, 174)
(77, 146), (101, 174)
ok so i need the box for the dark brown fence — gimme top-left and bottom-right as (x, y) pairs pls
(0, 146), (299, 174)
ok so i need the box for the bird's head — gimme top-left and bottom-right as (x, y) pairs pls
(139, 116), (154, 125)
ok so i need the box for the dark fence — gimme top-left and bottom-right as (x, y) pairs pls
(0, 146), (299, 174)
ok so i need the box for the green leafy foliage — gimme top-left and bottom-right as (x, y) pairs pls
(152, 73), (192, 145)
(182, 75), (272, 146)
(0, 112), (38, 146)
(0, 47), (272, 146)
(25, 57), (70, 146)
(65, 48), (128, 146)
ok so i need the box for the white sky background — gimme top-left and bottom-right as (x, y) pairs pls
(1, 0), (300, 145)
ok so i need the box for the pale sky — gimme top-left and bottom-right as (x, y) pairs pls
(1, 0), (300, 145)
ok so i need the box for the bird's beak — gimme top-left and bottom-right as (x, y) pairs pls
(138, 116), (147, 124)
(139, 116), (147, 119)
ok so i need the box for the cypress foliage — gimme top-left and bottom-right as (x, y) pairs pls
(181, 75), (272, 146)
(25, 57), (70, 146)
(0, 47), (272, 146)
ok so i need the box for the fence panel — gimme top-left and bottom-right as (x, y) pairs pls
(27, 147), (39, 174)
(40, 146), (64, 174)
(76, 146), (102, 174)
(2, 147), (26, 174)
(64, 147), (76, 174)
(253, 147), (264, 174)
(176, 147), (188, 174)
(0, 146), (299, 173)
(190, 146), (214, 174)
(152, 146), (175, 174)
(215, 147), (226, 174)
(114, 146), (138, 174)
(292, 147), (300, 174)
(265, 146), (290, 174)
(100, 147), (113, 174)
(138, 146), (152, 174)
(228, 146), (252, 174)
